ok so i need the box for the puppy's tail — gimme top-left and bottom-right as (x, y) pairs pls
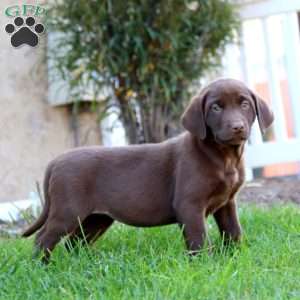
(22, 162), (53, 237)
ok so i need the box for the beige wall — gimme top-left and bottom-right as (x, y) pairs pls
(0, 0), (101, 202)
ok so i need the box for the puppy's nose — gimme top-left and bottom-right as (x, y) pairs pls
(231, 122), (245, 132)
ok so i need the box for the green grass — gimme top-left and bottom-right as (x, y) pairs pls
(1, 205), (300, 300)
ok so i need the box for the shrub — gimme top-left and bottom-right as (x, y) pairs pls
(48, 0), (239, 143)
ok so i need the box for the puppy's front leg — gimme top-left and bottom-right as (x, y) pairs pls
(213, 200), (242, 244)
(177, 209), (207, 254)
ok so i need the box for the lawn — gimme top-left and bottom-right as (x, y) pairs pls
(0, 205), (300, 300)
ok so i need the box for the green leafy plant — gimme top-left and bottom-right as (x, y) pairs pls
(48, 0), (239, 143)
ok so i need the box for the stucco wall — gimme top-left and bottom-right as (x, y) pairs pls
(0, 0), (101, 202)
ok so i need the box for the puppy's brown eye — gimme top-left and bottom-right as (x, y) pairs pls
(211, 103), (222, 113)
(241, 100), (250, 110)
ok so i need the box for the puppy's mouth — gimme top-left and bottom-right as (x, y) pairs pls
(214, 134), (248, 146)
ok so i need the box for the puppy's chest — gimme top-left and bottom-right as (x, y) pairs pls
(223, 169), (240, 189)
(206, 168), (241, 214)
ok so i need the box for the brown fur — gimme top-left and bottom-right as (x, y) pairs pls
(22, 78), (273, 262)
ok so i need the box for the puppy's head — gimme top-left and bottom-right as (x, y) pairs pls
(181, 78), (274, 146)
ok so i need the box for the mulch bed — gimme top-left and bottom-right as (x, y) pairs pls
(1, 176), (300, 237)
(239, 176), (300, 205)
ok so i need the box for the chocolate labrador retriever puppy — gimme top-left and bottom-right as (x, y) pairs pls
(23, 78), (273, 262)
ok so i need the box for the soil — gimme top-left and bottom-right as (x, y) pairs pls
(239, 176), (300, 205)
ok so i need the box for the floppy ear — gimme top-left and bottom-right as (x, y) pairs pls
(251, 91), (274, 134)
(181, 90), (207, 140)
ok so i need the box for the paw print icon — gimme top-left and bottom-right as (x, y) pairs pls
(5, 16), (45, 48)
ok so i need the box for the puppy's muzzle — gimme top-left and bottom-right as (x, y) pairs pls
(230, 121), (245, 134)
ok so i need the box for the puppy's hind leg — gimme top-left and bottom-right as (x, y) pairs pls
(34, 216), (82, 264)
(66, 214), (114, 251)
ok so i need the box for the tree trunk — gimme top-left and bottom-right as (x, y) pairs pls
(119, 100), (141, 144)
(140, 102), (167, 143)
(116, 89), (170, 144)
